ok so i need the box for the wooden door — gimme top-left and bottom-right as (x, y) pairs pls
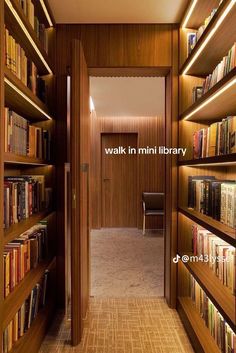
(101, 133), (138, 227)
(71, 40), (90, 345)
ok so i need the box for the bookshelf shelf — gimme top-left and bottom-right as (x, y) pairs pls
(178, 154), (236, 166)
(178, 207), (236, 246)
(180, 0), (236, 76)
(4, 67), (53, 121)
(179, 255), (236, 329)
(180, 66), (236, 122)
(3, 257), (56, 329)
(4, 210), (53, 246)
(178, 297), (221, 353)
(4, 152), (50, 166)
(181, 0), (220, 29)
(4, 0), (53, 75)
(8, 298), (55, 353)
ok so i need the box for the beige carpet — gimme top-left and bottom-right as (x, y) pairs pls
(39, 297), (194, 353)
(91, 228), (164, 297)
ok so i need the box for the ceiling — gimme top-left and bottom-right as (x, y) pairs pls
(90, 77), (165, 117)
(48, 0), (188, 24)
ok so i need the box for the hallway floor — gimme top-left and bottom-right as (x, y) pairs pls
(39, 228), (194, 353)
(91, 228), (164, 297)
(39, 297), (194, 353)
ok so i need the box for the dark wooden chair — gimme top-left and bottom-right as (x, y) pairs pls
(142, 192), (165, 235)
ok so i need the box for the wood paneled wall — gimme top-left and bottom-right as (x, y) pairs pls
(55, 23), (178, 308)
(91, 115), (165, 229)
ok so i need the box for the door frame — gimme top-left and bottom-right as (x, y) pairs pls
(88, 66), (178, 309)
(100, 132), (139, 228)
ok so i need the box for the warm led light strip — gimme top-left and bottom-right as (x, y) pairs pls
(181, 0), (198, 29)
(183, 77), (236, 120)
(5, 0), (53, 74)
(40, 0), (53, 27)
(182, 0), (236, 75)
(182, 161), (236, 167)
(4, 77), (52, 120)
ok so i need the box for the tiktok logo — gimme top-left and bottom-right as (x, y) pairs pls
(173, 255), (181, 263)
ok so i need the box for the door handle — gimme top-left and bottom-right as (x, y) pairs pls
(103, 178), (110, 181)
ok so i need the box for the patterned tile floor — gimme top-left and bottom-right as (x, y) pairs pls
(39, 298), (194, 353)
(39, 229), (194, 353)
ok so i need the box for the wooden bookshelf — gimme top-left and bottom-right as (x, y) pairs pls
(4, 152), (49, 165)
(181, 0), (220, 29)
(9, 298), (55, 353)
(4, 0), (53, 75)
(178, 154), (236, 166)
(179, 255), (236, 329)
(3, 257), (56, 329)
(180, 66), (236, 122)
(180, 0), (236, 76)
(4, 67), (53, 120)
(179, 206), (236, 246)
(4, 210), (53, 245)
(178, 297), (221, 353)
(6, 257), (56, 353)
(1, 0), (57, 351)
(178, 1), (236, 352)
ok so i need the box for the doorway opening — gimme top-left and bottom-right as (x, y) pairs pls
(89, 76), (166, 298)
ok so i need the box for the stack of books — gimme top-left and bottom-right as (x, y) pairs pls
(187, 6), (218, 55)
(17, 0), (49, 53)
(4, 175), (52, 229)
(4, 108), (51, 160)
(3, 222), (48, 298)
(202, 43), (236, 94)
(3, 270), (50, 353)
(4, 28), (46, 101)
(188, 176), (236, 228)
(193, 117), (236, 159)
(190, 275), (235, 353)
(191, 224), (235, 294)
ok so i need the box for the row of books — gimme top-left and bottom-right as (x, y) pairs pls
(187, 6), (218, 55)
(188, 176), (236, 228)
(192, 224), (235, 294)
(4, 108), (51, 160)
(4, 222), (48, 298)
(17, 0), (49, 52)
(4, 28), (46, 102)
(4, 175), (52, 229)
(193, 117), (236, 159)
(190, 275), (235, 353)
(202, 42), (236, 95)
(3, 270), (50, 353)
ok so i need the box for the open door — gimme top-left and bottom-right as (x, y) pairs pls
(70, 40), (90, 346)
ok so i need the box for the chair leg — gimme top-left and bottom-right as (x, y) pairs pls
(143, 214), (145, 235)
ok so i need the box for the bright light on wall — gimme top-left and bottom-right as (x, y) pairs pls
(90, 96), (95, 112)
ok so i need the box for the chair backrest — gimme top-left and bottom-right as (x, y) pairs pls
(142, 192), (164, 211)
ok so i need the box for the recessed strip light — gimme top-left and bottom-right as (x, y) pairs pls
(183, 77), (236, 120)
(5, 0), (53, 74)
(40, 0), (53, 27)
(181, 161), (236, 167)
(4, 77), (52, 120)
(182, 0), (236, 75)
(181, 0), (198, 29)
